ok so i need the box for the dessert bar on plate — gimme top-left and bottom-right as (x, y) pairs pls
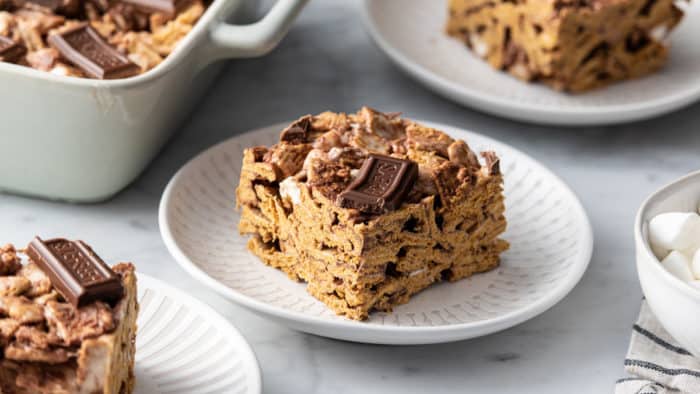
(236, 108), (508, 320)
(0, 237), (137, 393)
(445, 0), (685, 92)
(161, 117), (593, 343)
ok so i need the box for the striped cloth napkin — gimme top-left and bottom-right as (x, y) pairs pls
(616, 302), (700, 394)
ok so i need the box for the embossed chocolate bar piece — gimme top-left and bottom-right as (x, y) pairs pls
(0, 36), (26, 63)
(26, 237), (123, 307)
(336, 154), (418, 214)
(48, 24), (140, 79)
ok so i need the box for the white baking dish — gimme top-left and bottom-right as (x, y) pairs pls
(0, 0), (307, 202)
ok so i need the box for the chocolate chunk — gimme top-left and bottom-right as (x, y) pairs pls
(107, 3), (150, 31)
(336, 154), (418, 214)
(481, 151), (500, 175)
(626, 29), (650, 53)
(120, 0), (185, 16)
(639, 0), (657, 16)
(88, 0), (111, 12)
(0, 36), (26, 63)
(26, 237), (123, 307)
(48, 24), (140, 79)
(280, 116), (312, 144)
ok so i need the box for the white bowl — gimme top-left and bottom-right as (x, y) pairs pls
(635, 170), (700, 356)
(0, 0), (307, 202)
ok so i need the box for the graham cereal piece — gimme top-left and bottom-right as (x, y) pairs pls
(14, 9), (65, 33)
(236, 107), (508, 320)
(0, 296), (44, 324)
(25, 47), (59, 70)
(0, 319), (20, 346)
(0, 245), (22, 275)
(18, 262), (52, 297)
(0, 244), (138, 394)
(445, 0), (685, 92)
(0, 277), (31, 296)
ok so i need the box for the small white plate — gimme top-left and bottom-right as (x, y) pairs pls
(135, 274), (261, 394)
(362, 0), (700, 126)
(159, 122), (593, 345)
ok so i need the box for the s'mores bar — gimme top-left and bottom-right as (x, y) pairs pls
(236, 108), (508, 320)
(446, 0), (685, 92)
(0, 238), (138, 393)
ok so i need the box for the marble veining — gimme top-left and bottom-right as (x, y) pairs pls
(1, 1), (700, 393)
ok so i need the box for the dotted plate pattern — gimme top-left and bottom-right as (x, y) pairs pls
(134, 274), (261, 394)
(159, 122), (593, 345)
(362, 0), (700, 125)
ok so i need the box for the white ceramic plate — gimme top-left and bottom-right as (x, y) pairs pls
(362, 0), (700, 126)
(135, 274), (261, 394)
(159, 122), (593, 345)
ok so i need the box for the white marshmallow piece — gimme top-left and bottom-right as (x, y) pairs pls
(661, 251), (695, 282)
(682, 245), (700, 261)
(691, 249), (700, 280)
(279, 177), (301, 205)
(649, 24), (669, 43)
(650, 243), (669, 261)
(469, 34), (489, 58)
(689, 280), (700, 289)
(648, 212), (700, 253)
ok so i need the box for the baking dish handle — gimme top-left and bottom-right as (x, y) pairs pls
(209, 0), (308, 59)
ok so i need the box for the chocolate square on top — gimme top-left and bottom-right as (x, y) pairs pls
(48, 24), (139, 79)
(26, 237), (123, 307)
(336, 154), (418, 214)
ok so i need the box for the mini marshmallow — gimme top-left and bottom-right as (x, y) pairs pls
(469, 34), (489, 58)
(279, 177), (301, 205)
(682, 245), (700, 261)
(689, 280), (700, 289)
(649, 24), (669, 42)
(650, 243), (669, 261)
(661, 251), (695, 282)
(692, 249), (700, 280)
(648, 212), (700, 253)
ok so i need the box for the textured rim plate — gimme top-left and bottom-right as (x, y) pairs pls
(362, 0), (700, 126)
(135, 273), (261, 394)
(159, 121), (594, 345)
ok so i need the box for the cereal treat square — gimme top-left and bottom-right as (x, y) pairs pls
(236, 108), (508, 320)
(445, 0), (685, 92)
(0, 239), (138, 393)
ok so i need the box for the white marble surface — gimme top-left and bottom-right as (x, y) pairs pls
(2, 1), (700, 393)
